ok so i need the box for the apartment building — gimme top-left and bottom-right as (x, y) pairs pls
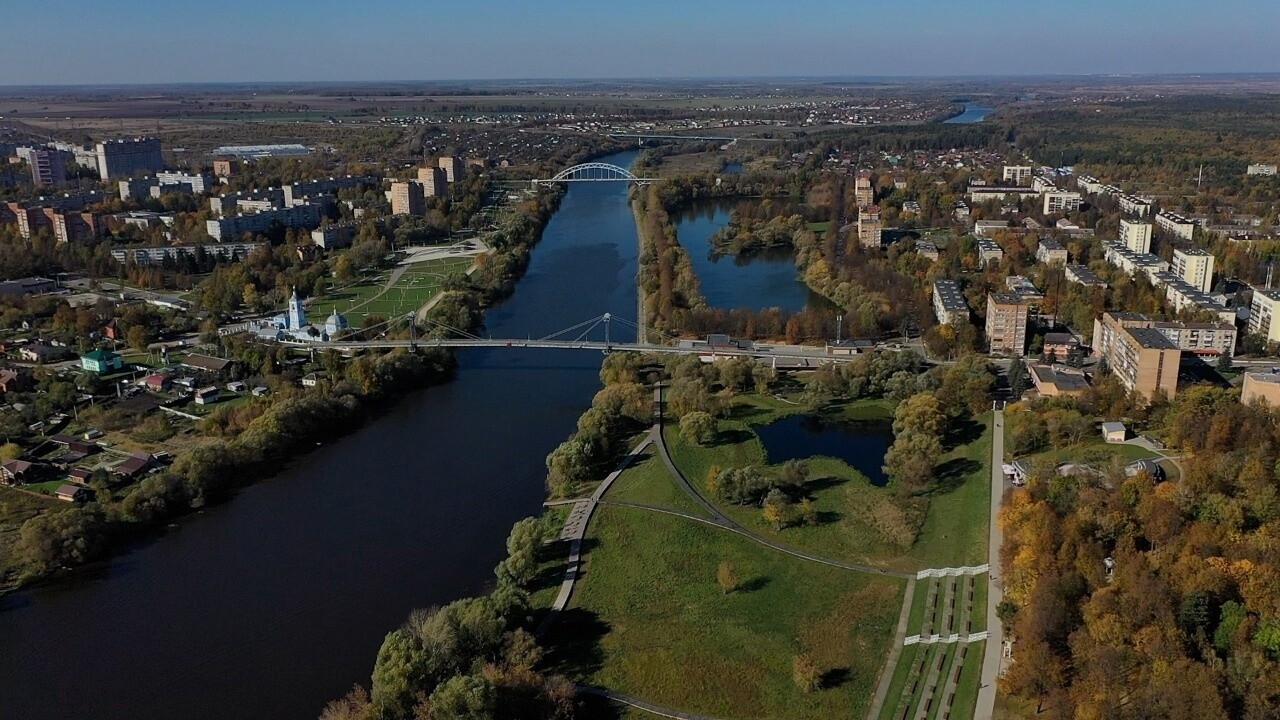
(1150, 272), (1233, 323)
(417, 166), (448, 198)
(1118, 194), (1152, 216)
(1107, 326), (1180, 401)
(1076, 175), (1108, 195)
(977, 238), (1004, 264)
(1102, 239), (1168, 280)
(1242, 372), (1280, 406)
(210, 188), (284, 216)
(438, 156), (465, 183)
(1032, 176), (1058, 193)
(1172, 248), (1215, 293)
(1002, 165), (1032, 185)
(1065, 264), (1108, 288)
(1093, 311), (1236, 361)
(282, 176), (375, 206)
(390, 181), (426, 216)
(857, 205), (883, 248)
(855, 171), (874, 207)
(95, 138), (163, 179)
(1119, 219), (1153, 253)
(915, 239), (939, 261)
(1248, 287), (1280, 342)
(966, 186), (1040, 203)
(28, 149), (66, 187)
(111, 242), (266, 265)
(311, 223), (359, 250)
(932, 280), (969, 325)
(205, 203), (325, 241)
(1156, 210), (1196, 241)
(1043, 190), (1082, 215)
(1035, 238), (1068, 265)
(985, 292), (1029, 356)
(973, 220), (1008, 237)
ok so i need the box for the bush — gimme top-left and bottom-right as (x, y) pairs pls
(715, 466), (775, 505)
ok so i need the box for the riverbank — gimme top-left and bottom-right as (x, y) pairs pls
(0, 185), (567, 599)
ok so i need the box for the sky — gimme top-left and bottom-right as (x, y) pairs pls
(2, 0), (1279, 85)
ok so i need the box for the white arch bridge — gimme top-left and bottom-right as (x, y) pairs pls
(531, 163), (656, 187)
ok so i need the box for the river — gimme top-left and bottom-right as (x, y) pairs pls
(0, 151), (642, 720)
(943, 103), (995, 124)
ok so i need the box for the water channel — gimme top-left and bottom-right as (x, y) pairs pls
(0, 153), (642, 720)
(671, 199), (832, 313)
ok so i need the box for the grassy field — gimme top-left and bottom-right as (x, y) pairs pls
(665, 396), (992, 571)
(604, 447), (712, 519)
(551, 505), (904, 720)
(308, 256), (474, 325)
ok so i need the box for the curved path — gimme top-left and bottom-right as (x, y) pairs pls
(649, 423), (913, 579)
(577, 686), (728, 720)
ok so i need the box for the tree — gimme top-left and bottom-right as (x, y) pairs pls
(717, 560), (740, 594)
(125, 324), (150, 351)
(1217, 349), (1234, 373)
(678, 411), (718, 446)
(0, 442), (22, 461)
(422, 674), (496, 720)
(370, 629), (428, 720)
(1008, 357), (1029, 399)
(762, 488), (793, 530)
(883, 431), (942, 493)
(792, 654), (822, 693)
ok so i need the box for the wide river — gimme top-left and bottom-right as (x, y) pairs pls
(0, 151), (642, 720)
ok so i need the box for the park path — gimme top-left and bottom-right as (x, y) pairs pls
(975, 406), (1006, 719)
(866, 577), (917, 720)
(577, 686), (728, 720)
(535, 436), (652, 637)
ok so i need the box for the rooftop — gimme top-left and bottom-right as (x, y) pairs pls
(989, 292), (1026, 306)
(1245, 372), (1280, 385)
(1124, 326), (1180, 350)
(933, 280), (968, 311)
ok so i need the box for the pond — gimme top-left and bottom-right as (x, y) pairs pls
(753, 413), (893, 487)
(671, 198), (833, 313)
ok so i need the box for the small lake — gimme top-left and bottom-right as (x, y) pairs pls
(753, 413), (893, 487)
(944, 103), (995, 124)
(672, 199), (832, 313)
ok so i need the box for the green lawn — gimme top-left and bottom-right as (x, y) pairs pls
(1027, 438), (1155, 465)
(551, 505), (904, 720)
(665, 397), (992, 571)
(604, 447), (712, 519)
(970, 577), (988, 633)
(307, 256), (473, 325)
(948, 642), (985, 720)
(907, 578), (933, 635)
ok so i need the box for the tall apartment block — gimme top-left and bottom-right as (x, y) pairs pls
(985, 292), (1029, 356)
(1172, 248), (1215, 293)
(1002, 165), (1032, 185)
(1249, 288), (1280, 343)
(438, 156), (464, 183)
(1108, 325), (1180, 401)
(95, 138), (163, 179)
(857, 205), (883, 248)
(1042, 191), (1081, 214)
(417, 166), (448, 197)
(1120, 219), (1153, 253)
(854, 171), (874, 207)
(29, 149), (66, 187)
(390, 181), (426, 216)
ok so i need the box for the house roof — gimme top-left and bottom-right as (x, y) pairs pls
(55, 483), (87, 497)
(82, 348), (120, 362)
(1101, 422), (1126, 434)
(2, 459), (33, 474)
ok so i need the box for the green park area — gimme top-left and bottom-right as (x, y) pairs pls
(533, 385), (994, 719)
(550, 505), (904, 720)
(664, 395), (991, 572)
(307, 256), (474, 325)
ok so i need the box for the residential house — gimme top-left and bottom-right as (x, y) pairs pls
(301, 372), (325, 388)
(19, 343), (69, 363)
(113, 451), (153, 480)
(193, 387), (220, 405)
(0, 459), (34, 485)
(54, 483), (90, 502)
(81, 348), (123, 373)
(1041, 333), (1081, 361)
(1102, 422), (1127, 443)
(143, 373), (171, 392)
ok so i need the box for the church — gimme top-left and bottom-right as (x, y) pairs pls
(252, 289), (350, 343)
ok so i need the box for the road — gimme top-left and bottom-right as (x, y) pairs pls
(975, 404), (1006, 720)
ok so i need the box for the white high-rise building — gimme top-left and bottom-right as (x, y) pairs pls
(1120, 219), (1153, 253)
(1172, 248), (1215, 293)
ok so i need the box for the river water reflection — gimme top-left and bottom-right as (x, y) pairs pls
(0, 151), (642, 720)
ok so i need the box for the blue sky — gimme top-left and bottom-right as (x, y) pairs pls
(2, 0), (1278, 84)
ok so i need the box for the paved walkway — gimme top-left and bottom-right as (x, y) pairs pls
(577, 686), (727, 720)
(866, 577), (917, 720)
(975, 406), (1006, 720)
(536, 436), (652, 637)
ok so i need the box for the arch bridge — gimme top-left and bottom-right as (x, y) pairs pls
(532, 163), (657, 187)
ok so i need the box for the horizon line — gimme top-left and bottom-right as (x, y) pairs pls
(4, 71), (1280, 90)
